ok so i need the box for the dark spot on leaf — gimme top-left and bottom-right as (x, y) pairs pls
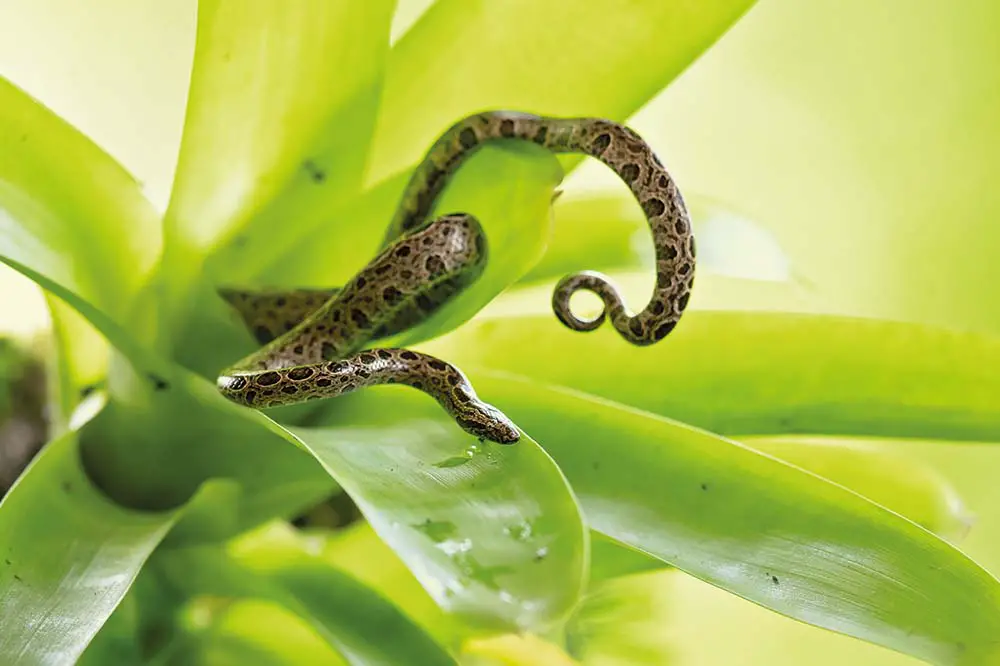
(303, 159), (326, 183)
(147, 374), (169, 391)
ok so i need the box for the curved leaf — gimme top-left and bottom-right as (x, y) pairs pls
(743, 437), (973, 542)
(292, 402), (587, 634)
(428, 308), (1000, 442)
(194, 2), (398, 286)
(564, 570), (676, 666)
(0, 75), (159, 321)
(369, 0), (757, 181)
(80, 360), (587, 634)
(460, 371), (1000, 665)
(163, 0), (395, 263)
(170, 598), (347, 666)
(310, 521), (463, 648)
(79, 366), (333, 523)
(155, 544), (456, 666)
(0, 430), (177, 665)
(158, 0), (396, 336)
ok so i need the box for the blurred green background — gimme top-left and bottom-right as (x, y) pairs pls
(1, 0), (998, 663)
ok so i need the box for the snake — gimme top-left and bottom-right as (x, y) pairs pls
(217, 111), (696, 445)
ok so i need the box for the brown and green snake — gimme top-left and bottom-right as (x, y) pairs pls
(217, 111), (696, 445)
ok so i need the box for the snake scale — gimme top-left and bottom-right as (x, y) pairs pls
(217, 111), (695, 444)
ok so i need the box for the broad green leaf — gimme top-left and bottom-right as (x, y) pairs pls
(314, 521), (661, 647)
(83, 358), (586, 634)
(0, 207), (332, 529)
(0, 430), (177, 665)
(155, 544), (456, 665)
(743, 437), (973, 542)
(197, 2), (398, 285)
(45, 297), (108, 432)
(76, 592), (142, 666)
(461, 634), (577, 666)
(309, 521), (462, 648)
(1, 257), (165, 378)
(79, 366), (332, 522)
(459, 371), (1000, 665)
(587, 533), (665, 584)
(428, 308), (1000, 442)
(163, 0), (395, 263)
(564, 570), (676, 666)
(158, 0), (396, 332)
(293, 404), (587, 634)
(169, 598), (347, 666)
(0, 75), (158, 321)
(369, 0), (757, 182)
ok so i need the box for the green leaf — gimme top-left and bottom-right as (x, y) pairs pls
(456, 371), (1000, 665)
(162, 0), (396, 269)
(80, 358), (585, 634)
(155, 0), (397, 354)
(565, 570), (676, 666)
(46, 297), (109, 431)
(742, 437), (973, 542)
(292, 402), (588, 633)
(155, 542), (457, 666)
(0, 75), (159, 321)
(309, 521), (464, 649)
(0, 430), (177, 665)
(369, 0), (757, 181)
(428, 308), (1000, 442)
(80, 366), (333, 524)
(170, 599), (347, 666)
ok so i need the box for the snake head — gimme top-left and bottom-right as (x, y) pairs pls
(460, 401), (520, 445)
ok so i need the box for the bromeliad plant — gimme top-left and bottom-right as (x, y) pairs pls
(2, 1), (1000, 664)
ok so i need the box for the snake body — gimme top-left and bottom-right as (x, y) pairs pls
(218, 112), (695, 444)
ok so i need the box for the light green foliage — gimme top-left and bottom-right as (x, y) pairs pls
(1, 1), (999, 665)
